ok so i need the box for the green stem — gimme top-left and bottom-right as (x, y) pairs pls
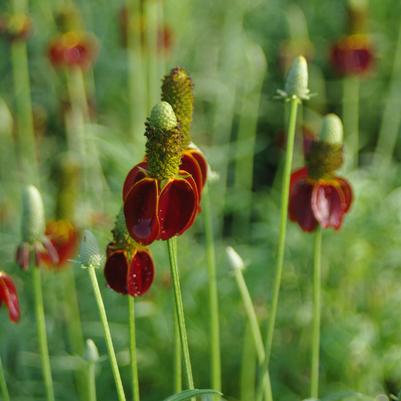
(342, 77), (360, 168)
(0, 356), (10, 401)
(233, 267), (272, 401)
(203, 184), (221, 394)
(311, 228), (322, 399)
(173, 309), (182, 393)
(88, 362), (96, 401)
(32, 267), (55, 401)
(166, 238), (194, 390)
(128, 296), (140, 401)
(87, 266), (127, 401)
(257, 97), (300, 401)
(240, 324), (256, 401)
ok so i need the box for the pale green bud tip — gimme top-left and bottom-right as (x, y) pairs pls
(226, 246), (245, 271)
(79, 230), (102, 268)
(319, 114), (343, 145)
(21, 185), (45, 243)
(84, 339), (99, 362)
(149, 101), (177, 131)
(284, 56), (309, 100)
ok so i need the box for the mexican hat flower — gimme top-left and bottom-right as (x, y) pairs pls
(104, 211), (154, 296)
(289, 114), (353, 232)
(123, 101), (199, 245)
(0, 272), (20, 323)
(0, 13), (32, 42)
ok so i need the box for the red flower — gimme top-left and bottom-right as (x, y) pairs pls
(40, 220), (79, 269)
(179, 148), (208, 198)
(48, 31), (97, 69)
(330, 35), (374, 76)
(0, 272), (20, 323)
(104, 243), (154, 296)
(289, 167), (352, 232)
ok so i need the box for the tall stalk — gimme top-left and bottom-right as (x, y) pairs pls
(311, 228), (322, 399)
(174, 310), (182, 393)
(166, 238), (194, 390)
(0, 356), (10, 401)
(128, 296), (140, 401)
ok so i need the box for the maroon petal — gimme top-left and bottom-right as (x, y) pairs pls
(180, 153), (203, 196)
(16, 243), (30, 270)
(104, 250), (129, 294)
(124, 178), (160, 245)
(127, 249), (155, 296)
(122, 161), (148, 201)
(187, 149), (208, 188)
(289, 174), (318, 232)
(311, 183), (346, 230)
(158, 177), (199, 240)
(336, 177), (353, 213)
(0, 273), (20, 323)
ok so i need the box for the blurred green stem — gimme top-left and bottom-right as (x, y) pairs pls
(166, 238), (194, 390)
(233, 266), (272, 401)
(342, 77), (359, 168)
(128, 296), (140, 401)
(203, 184), (222, 394)
(33, 267), (55, 401)
(257, 97), (300, 401)
(88, 266), (127, 401)
(311, 228), (322, 399)
(0, 356), (10, 401)
(240, 324), (256, 401)
(174, 310), (182, 393)
(88, 361), (96, 401)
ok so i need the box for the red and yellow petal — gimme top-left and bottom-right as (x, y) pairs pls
(158, 177), (199, 240)
(122, 161), (148, 201)
(124, 178), (160, 245)
(311, 182), (346, 230)
(185, 149), (208, 188)
(127, 249), (155, 296)
(180, 153), (203, 196)
(0, 272), (20, 323)
(104, 250), (129, 295)
(289, 173), (318, 232)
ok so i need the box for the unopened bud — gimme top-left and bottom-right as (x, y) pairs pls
(79, 230), (102, 268)
(284, 56), (309, 100)
(226, 246), (245, 271)
(319, 114), (343, 145)
(84, 339), (99, 363)
(21, 185), (45, 244)
(149, 101), (177, 131)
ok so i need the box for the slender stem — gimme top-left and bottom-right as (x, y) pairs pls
(166, 238), (194, 390)
(240, 324), (256, 401)
(128, 296), (140, 401)
(173, 309), (182, 393)
(311, 228), (322, 399)
(233, 268), (272, 401)
(87, 266), (127, 401)
(203, 184), (221, 393)
(88, 362), (96, 401)
(342, 77), (360, 168)
(257, 97), (300, 401)
(0, 356), (10, 401)
(32, 267), (55, 401)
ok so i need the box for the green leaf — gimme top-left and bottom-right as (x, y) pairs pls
(163, 389), (222, 401)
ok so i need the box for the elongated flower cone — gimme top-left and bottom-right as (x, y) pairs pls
(0, 272), (20, 323)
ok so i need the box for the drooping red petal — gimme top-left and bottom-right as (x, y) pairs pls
(15, 243), (30, 271)
(290, 167), (309, 192)
(0, 273), (20, 323)
(336, 177), (353, 213)
(180, 153), (203, 196)
(124, 178), (160, 245)
(311, 183), (346, 230)
(122, 161), (148, 201)
(158, 177), (199, 240)
(104, 250), (129, 295)
(127, 249), (155, 296)
(187, 149), (208, 188)
(289, 174), (318, 232)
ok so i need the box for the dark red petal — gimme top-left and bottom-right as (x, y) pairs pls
(16, 243), (30, 270)
(158, 177), (199, 240)
(187, 149), (208, 187)
(48, 41), (64, 67)
(0, 273), (20, 323)
(122, 161), (148, 201)
(336, 177), (353, 213)
(124, 178), (160, 245)
(311, 183), (346, 230)
(180, 153), (203, 196)
(127, 249), (155, 296)
(104, 251), (129, 295)
(289, 175), (318, 232)
(290, 167), (309, 193)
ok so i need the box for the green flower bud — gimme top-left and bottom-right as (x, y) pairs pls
(161, 67), (194, 146)
(319, 114), (343, 145)
(79, 230), (102, 268)
(84, 339), (99, 363)
(149, 101), (177, 131)
(21, 185), (45, 244)
(284, 56), (309, 100)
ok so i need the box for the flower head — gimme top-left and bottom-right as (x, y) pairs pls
(0, 14), (32, 42)
(0, 272), (20, 323)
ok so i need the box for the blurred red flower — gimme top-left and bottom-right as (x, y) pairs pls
(0, 272), (20, 323)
